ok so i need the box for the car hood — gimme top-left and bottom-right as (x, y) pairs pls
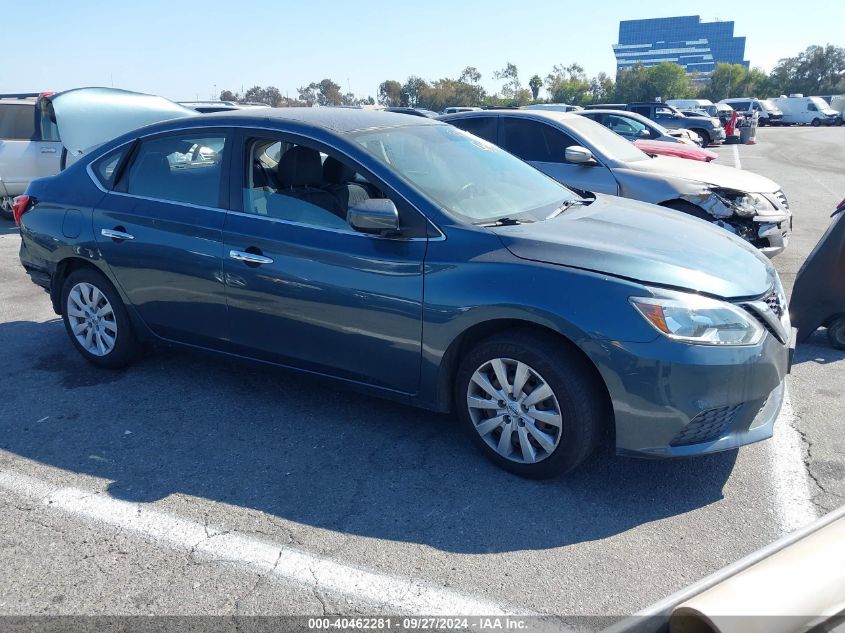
(624, 155), (779, 193)
(634, 140), (717, 162)
(492, 194), (773, 299)
(44, 87), (198, 156)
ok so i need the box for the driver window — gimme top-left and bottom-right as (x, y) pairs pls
(243, 138), (383, 231)
(501, 118), (577, 163)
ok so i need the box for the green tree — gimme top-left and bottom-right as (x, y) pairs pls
(494, 62), (522, 102)
(219, 89), (239, 102)
(589, 72), (614, 103)
(459, 66), (485, 105)
(377, 80), (403, 106)
(645, 63), (693, 100)
(768, 44), (845, 95)
(545, 63), (591, 105)
(528, 74), (543, 100)
(613, 64), (651, 102)
(402, 76), (429, 107)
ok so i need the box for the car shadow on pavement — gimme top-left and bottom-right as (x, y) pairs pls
(1, 319), (739, 554)
(793, 330), (845, 366)
(0, 222), (20, 235)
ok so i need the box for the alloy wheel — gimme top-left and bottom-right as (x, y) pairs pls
(466, 357), (563, 464)
(66, 282), (117, 356)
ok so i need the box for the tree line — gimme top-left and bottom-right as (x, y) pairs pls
(218, 44), (844, 111)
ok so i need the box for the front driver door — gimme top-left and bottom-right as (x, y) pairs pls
(222, 131), (427, 394)
(93, 130), (229, 347)
(500, 117), (618, 195)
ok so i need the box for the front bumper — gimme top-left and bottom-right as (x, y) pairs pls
(585, 328), (790, 458)
(714, 128), (727, 141)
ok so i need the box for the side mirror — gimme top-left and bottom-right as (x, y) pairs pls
(347, 198), (400, 235)
(565, 146), (596, 166)
(638, 128), (651, 138)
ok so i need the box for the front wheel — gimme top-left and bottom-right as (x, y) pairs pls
(61, 268), (139, 368)
(828, 317), (845, 350)
(811, 118), (821, 127)
(455, 330), (607, 478)
(692, 129), (711, 146)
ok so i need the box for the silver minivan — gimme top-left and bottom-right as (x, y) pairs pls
(0, 94), (62, 219)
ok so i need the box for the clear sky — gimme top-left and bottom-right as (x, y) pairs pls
(3, 0), (843, 101)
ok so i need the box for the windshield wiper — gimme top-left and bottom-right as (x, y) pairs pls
(546, 198), (589, 220)
(478, 217), (533, 227)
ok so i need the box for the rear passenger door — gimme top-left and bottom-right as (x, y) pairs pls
(499, 117), (618, 195)
(92, 130), (229, 346)
(222, 130), (427, 394)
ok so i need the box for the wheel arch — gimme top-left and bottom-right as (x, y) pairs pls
(50, 257), (105, 314)
(433, 318), (613, 427)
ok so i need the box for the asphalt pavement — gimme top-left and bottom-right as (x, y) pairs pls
(0, 127), (842, 627)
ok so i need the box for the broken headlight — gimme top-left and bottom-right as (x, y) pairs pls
(630, 293), (765, 346)
(712, 190), (772, 218)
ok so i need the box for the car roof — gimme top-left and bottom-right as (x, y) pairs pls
(196, 107), (442, 133)
(440, 109), (581, 124)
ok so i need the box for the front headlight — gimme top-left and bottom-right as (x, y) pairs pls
(630, 294), (765, 346)
(711, 189), (772, 218)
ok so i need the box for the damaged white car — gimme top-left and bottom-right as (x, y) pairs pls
(442, 109), (792, 257)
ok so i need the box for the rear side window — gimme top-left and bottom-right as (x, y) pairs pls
(92, 149), (128, 188)
(0, 104), (36, 140)
(123, 133), (226, 207)
(630, 106), (650, 118)
(450, 117), (497, 144)
(500, 118), (577, 163)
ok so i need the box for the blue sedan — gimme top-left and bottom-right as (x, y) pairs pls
(15, 107), (791, 477)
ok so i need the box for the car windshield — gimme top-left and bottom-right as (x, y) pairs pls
(563, 115), (651, 163)
(761, 99), (780, 112)
(352, 124), (577, 224)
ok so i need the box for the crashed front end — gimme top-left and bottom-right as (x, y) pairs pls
(681, 188), (792, 258)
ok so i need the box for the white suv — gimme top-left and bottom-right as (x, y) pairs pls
(0, 94), (62, 220)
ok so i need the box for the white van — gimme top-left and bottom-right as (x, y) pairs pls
(718, 98), (784, 125)
(773, 95), (839, 126)
(667, 99), (733, 120)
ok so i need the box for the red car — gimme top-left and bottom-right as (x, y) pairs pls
(634, 139), (718, 162)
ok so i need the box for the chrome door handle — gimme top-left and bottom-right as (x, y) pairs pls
(101, 228), (135, 241)
(229, 249), (273, 265)
(41, 147), (57, 154)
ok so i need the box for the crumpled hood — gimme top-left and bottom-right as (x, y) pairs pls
(45, 87), (198, 156)
(624, 155), (780, 193)
(492, 194), (774, 299)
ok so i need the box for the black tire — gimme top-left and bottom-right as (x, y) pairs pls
(455, 329), (608, 478)
(661, 200), (713, 222)
(811, 118), (821, 127)
(0, 197), (13, 221)
(692, 129), (711, 146)
(61, 267), (139, 368)
(827, 316), (845, 350)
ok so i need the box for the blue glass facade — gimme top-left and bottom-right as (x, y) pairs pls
(613, 16), (748, 74)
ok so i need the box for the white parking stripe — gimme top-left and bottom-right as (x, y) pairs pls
(732, 144), (742, 169)
(0, 470), (516, 616)
(767, 388), (818, 533)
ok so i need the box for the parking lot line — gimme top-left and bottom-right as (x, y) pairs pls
(0, 469), (517, 616)
(732, 144), (742, 170)
(767, 389), (818, 533)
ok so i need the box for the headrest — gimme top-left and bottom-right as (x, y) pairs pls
(277, 146), (323, 187)
(323, 156), (356, 185)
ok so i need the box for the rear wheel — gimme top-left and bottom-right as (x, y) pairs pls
(61, 268), (139, 368)
(455, 330), (607, 478)
(827, 316), (845, 350)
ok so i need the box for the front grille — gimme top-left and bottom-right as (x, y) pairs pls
(764, 288), (785, 318)
(670, 404), (743, 446)
(773, 190), (789, 210)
